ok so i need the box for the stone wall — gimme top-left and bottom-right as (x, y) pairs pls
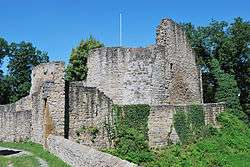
(46, 135), (137, 167)
(86, 19), (202, 105)
(148, 103), (225, 148)
(68, 81), (113, 149)
(203, 102), (225, 126)
(0, 96), (32, 112)
(0, 104), (31, 142)
(30, 62), (65, 144)
(0, 97), (32, 142)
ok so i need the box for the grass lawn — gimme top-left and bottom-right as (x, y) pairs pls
(0, 142), (69, 167)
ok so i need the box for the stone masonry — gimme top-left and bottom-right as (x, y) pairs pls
(68, 81), (113, 149)
(148, 102), (225, 148)
(30, 62), (65, 144)
(0, 18), (225, 165)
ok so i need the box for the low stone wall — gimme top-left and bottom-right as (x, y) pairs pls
(203, 102), (225, 126)
(46, 135), (137, 167)
(68, 81), (113, 149)
(0, 96), (32, 112)
(0, 96), (32, 142)
(0, 99), (32, 142)
(148, 103), (225, 148)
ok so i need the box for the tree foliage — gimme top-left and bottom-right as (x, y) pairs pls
(0, 38), (9, 104)
(66, 36), (103, 81)
(0, 39), (48, 104)
(210, 58), (246, 120)
(182, 17), (250, 117)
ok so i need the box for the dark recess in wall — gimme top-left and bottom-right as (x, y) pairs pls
(64, 81), (70, 139)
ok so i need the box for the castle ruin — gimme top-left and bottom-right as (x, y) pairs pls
(0, 18), (224, 165)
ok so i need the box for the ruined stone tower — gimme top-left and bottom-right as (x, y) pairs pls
(86, 18), (202, 105)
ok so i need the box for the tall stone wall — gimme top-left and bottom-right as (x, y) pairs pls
(30, 62), (65, 144)
(68, 81), (113, 149)
(148, 102), (225, 148)
(87, 19), (202, 105)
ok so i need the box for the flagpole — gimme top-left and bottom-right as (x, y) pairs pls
(120, 13), (122, 47)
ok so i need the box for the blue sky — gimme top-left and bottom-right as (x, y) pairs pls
(0, 0), (249, 64)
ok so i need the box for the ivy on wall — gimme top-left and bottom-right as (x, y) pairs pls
(174, 108), (191, 143)
(174, 105), (210, 144)
(105, 104), (154, 164)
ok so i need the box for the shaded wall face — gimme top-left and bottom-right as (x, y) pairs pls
(157, 19), (202, 104)
(68, 82), (113, 149)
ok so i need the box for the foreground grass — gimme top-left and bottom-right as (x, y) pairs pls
(145, 112), (250, 167)
(0, 155), (39, 167)
(0, 142), (69, 167)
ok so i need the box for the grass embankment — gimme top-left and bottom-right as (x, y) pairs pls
(145, 112), (250, 167)
(0, 142), (69, 167)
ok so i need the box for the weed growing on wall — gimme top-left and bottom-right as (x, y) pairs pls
(105, 105), (154, 164)
(75, 125), (99, 143)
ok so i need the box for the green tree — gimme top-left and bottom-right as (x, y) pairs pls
(225, 18), (250, 115)
(0, 38), (9, 104)
(210, 58), (245, 119)
(0, 38), (8, 65)
(7, 41), (49, 103)
(66, 36), (103, 81)
(182, 17), (250, 118)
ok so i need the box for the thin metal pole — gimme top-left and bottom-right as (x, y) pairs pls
(119, 13), (122, 46)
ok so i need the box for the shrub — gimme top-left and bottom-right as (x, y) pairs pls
(105, 105), (154, 164)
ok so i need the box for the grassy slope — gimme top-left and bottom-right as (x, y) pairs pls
(145, 112), (250, 167)
(0, 142), (69, 167)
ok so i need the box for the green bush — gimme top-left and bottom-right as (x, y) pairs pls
(105, 105), (154, 164)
